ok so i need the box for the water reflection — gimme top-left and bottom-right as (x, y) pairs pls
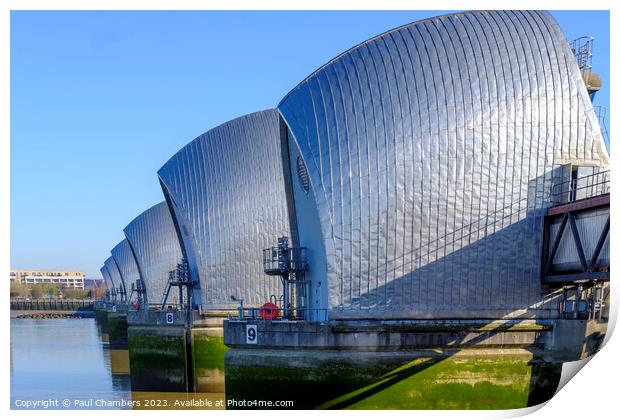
(11, 317), (562, 410)
(110, 350), (130, 375)
(10, 317), (132, 409)
(10, 317), (227, 410)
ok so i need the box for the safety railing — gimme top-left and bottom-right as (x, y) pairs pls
(153, 302), (184, 310)
(228, 306), (329, 322)
(262, 245), (308, 275)
(571, 36), (594, 70)
(550, 170), (610, 205)
(594, 106), (610, 147)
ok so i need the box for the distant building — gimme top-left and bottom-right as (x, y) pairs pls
(10, 270), (85, 290)
(84, 278), (105, 289)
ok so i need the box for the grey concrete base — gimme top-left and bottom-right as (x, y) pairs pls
(126, 308), (233, 327)
(127, 308), (196, 326)
(546, 319), (607, 361)
(126, 309), (228, 392)
(224, 318), (607, 363)
(224, 319), (551, 349)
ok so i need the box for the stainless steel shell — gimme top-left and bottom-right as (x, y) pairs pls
(104, 256), (126, 302)
(100, 265), (113, 297)
(158, 109), (291, 310)
(123, 202), (183, 306)
(110, 239), (141, 302)
(278, 10), (609, 319)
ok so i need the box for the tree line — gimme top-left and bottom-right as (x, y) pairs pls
(10, 282), (107, 300)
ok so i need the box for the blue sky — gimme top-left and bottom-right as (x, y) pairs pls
(10, 10), (610, 278)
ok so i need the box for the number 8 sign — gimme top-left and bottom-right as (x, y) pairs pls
(246, 324), (257, 344)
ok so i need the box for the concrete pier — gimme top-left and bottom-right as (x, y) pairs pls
(190, 318), (227, 393)
(93, 302), (129, 349)
(107, 304), (129, 350)
(92, 300), (606, 408)
(93, 303), (111, 344)
(126, 309), (228, 392)
(223, 318), (606, 360)
(127, 309), (192, 392)
(225, 348), (562, 409)
(222, 317), (606, 409)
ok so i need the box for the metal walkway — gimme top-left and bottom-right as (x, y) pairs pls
(541, 170), (610, 285)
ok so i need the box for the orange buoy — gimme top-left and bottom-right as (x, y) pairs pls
(260, 302), (279, 320)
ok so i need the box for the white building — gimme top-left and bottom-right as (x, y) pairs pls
(10, 269), (85, 290)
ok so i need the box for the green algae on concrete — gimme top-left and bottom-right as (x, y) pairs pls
(94, 308), (109, 332)
(191, 328), (228, 393)
(128, 326), (189, 392)
(108, 313), (128, 349)
(225, 349), (424, 409)
(94, 308), (110, 343)
(319, 355), (559, 409)
(225, 349), (562, 410)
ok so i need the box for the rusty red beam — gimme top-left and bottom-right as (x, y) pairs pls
(547, 194), (609, 217)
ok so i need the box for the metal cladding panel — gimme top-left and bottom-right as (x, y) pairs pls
(111, 239), (140, 295)
(104, 256), (125, 301)
(100, 265), (113, 295)
(278, 10), (609, 319)
(123, 202), (182, 306)
(158, 109), (290, 309)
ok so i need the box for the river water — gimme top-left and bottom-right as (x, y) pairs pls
(10, 317), (133, 409)
(10, 315), (562, 410)
(11, 316), (228, 410)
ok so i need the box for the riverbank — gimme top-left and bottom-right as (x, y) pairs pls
(11, 310), (94, 319)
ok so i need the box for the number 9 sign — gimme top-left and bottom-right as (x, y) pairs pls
(246, 324), (257, 344)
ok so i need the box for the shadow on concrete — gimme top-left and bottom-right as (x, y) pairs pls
(324, 355), (451, 409)
(225, 317), (566, 409)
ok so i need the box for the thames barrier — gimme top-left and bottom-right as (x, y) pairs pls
(13, 10), (610, 410)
